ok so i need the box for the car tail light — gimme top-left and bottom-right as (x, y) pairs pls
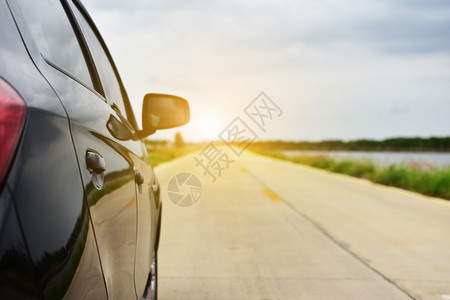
(0, 79), (26, 187)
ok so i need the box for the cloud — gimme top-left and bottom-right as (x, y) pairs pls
(83, 0), (218, 12)
(358, 4), (450, 54)
(82, 0), (450, 141)
(389, 106), (410, 114)
(84, 0), (450, 55)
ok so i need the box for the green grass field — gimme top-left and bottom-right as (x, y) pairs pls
(252, 149), (450, 200)
(147, 147), (197, 167)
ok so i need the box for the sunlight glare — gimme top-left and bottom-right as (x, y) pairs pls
(190, 110), (225, 141)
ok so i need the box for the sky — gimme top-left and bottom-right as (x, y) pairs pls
(83, 0), (450, 142)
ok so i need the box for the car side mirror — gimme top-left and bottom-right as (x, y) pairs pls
(141, 93), (190, 137)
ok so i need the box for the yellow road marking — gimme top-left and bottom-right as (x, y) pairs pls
(262, 188), (282, 202)
(126, 197), (136, 208)
(239, 167), (248, 173)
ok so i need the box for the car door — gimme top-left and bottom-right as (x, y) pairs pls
(67, 2), (156, 298)
(8, 0), (148, 298)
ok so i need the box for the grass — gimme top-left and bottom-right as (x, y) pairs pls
(374, 165), (450, 199)
(147, 147), (197, 166)
(252, 149), (450, 200)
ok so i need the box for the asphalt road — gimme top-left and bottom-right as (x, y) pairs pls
(155, 150), (450, 300)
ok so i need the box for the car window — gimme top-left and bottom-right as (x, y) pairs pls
(70, 2), (128, 118)
(15, 0), (94, 90)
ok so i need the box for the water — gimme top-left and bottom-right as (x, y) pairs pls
(282, 150), (450, 169)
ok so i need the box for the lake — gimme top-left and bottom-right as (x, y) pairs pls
(282, 150), (450, 169)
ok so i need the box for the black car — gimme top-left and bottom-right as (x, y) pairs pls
(0, 0), (189, 299)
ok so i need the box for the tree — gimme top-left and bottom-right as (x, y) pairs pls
(174, 132), (185, 148)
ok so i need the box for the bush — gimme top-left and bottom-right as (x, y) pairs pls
(373, 165), (410, 188)
(433, 170), (450, 199)
(252, 149), (450, 200)
(344, 161), (375, 178)
(372, 166), (450, 199)
(329, 160), (354, 174)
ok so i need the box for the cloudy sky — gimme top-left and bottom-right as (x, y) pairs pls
(83, 0), (450, 142)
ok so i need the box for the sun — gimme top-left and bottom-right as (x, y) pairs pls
(190, 110), (226, 141)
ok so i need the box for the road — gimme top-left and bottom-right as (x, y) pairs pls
(155, 150), (450, 299)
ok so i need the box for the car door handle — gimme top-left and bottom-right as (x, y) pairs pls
(135, 169), (144, 185)
(86, 150), (106, 174)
